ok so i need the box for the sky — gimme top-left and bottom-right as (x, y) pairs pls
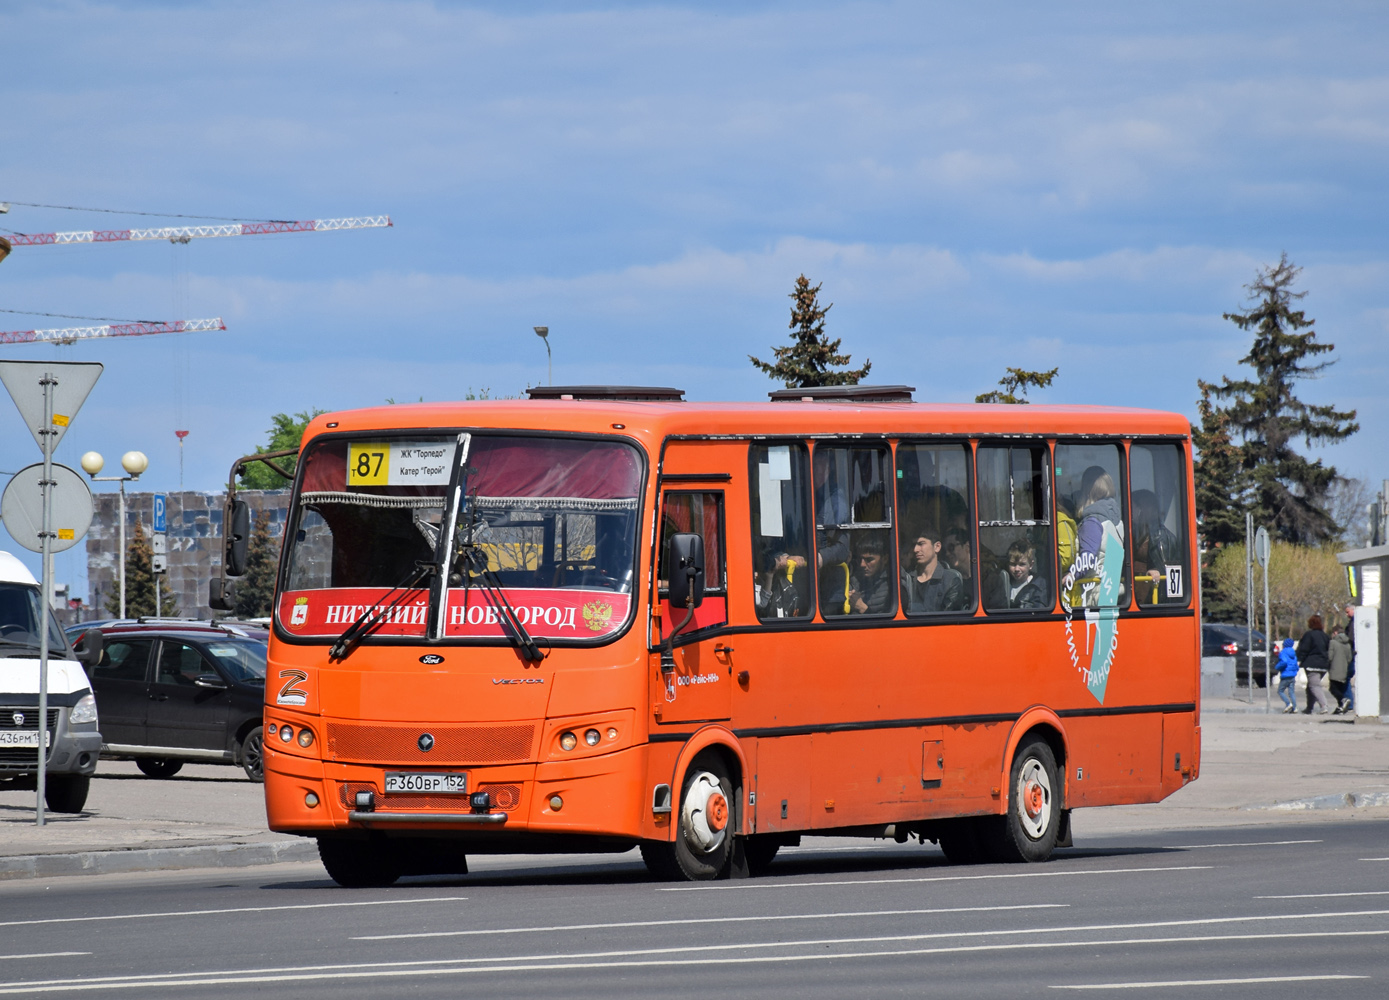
(2, 0), (1388, 596)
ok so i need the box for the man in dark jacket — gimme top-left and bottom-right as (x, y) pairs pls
(901, 527), (965, 613)
(849, 536), (894, 615)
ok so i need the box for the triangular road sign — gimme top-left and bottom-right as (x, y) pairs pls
(0, 360), (103, 450)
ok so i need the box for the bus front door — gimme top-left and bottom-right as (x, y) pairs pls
(654, 447), (739, 724)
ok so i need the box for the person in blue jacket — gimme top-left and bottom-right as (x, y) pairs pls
(1277, 637), (1299, 714)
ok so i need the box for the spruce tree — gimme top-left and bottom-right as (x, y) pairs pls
(750, 275), (870, 387)
(105, 519), (179, 618)
(1205, 254), (1358, 545)
(1191, 381), (1250, 548)
(976, 366), (1059, 404)
(233, 512), (279, 619)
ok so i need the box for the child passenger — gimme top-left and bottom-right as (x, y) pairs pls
(1277, 637), (1299, 713)
(1005, 538), (1049, 610)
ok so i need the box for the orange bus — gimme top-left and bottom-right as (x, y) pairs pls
(225, 385), (1200, 886)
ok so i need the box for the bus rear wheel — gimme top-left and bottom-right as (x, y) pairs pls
(640, 754), (735, 881)
(318, 837), (401, 888)
(987, 737), (1061, 863)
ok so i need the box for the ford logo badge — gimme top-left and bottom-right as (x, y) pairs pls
(418, 733), (435, 752)
(419, 654), (444, 665)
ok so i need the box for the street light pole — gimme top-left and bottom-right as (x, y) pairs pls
(534, 326), (551, 385)
(81, 450), (148, 618)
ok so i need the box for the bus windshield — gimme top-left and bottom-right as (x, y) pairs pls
(278, 434), (643, 644)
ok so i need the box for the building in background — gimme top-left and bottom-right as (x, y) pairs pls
(86, 490), (290, 620)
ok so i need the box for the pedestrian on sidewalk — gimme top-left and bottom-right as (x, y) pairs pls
(1297, 614), (1332, 715)
(1329, 625), (1353, 714)
(1344, 603), (1357, 713)
(1277, 638), (1299, 713)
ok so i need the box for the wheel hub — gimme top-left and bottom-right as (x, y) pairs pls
(681, 771), (729, 854)
(1017, 757), (1052, 840)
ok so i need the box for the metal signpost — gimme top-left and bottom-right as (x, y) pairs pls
(0, 360), (103, 825)
(1245, 512), (1255, 703)
(1254, 526), (1272, 712)
(152, 493), (167, 616)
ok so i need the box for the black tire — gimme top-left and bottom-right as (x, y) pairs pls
(985, 737), (1061, 863)
(136, 759), (183, 779)
(44, 774), (90, 813)
(937, 818), (987, 865)
(238, 727), (264, 783)
(743, 835), (781, 876)
(640, 753), (735, 881)
(317, 837), (401, 888)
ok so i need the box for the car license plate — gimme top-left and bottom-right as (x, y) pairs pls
(0, 731), (49, 748)
(384, 772), (467, 794)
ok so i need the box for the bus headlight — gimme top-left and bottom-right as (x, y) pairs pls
(560, 731), (578, 751)
(584, 728), (601, 746)
(297, 727), (314, 748)
(279, 725), (294, 743)
(68, 693), (98, 725)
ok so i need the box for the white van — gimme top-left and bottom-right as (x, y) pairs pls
(0, 551), (103, 812)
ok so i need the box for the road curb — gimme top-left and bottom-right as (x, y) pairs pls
(0, 839), (320, 881)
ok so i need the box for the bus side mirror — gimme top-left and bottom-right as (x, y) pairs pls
(667, 533), (705, 609)
(73, 628), (103, 668)
(224, 499), (251, 577)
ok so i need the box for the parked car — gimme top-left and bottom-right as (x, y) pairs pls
(72, 619), (268, 781)
(0, 551), (104, 813)
(1202, 622), (1270, 687)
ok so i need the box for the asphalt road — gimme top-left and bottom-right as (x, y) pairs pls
(1, 819), (1386, 998)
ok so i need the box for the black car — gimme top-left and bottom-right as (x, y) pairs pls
(1202, 622), (1270, 687)
(74, 619), (268, 781)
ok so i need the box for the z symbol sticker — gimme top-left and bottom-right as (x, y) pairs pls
(277, 669), (309, 706)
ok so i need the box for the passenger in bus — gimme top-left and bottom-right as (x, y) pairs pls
(849, 536), (892, 615)
(1004, 538), (1049, 610)
(900, 527), (965, 613)
(756, 549), (807, 619)
(1131, 489), (1178, 603)
(1064, 466), (1125, 608)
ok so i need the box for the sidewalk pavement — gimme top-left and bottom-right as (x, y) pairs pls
(3, 699), (1387, 880)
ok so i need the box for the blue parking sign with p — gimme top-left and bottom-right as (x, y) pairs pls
(153, 494), (167, 534)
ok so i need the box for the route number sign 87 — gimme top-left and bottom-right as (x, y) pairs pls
(348, 443), (389, 486)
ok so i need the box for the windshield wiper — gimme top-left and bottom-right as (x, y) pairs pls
(329, 560), (436, 662)
(453, 515), (543, 663)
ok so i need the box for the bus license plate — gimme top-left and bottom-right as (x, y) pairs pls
(0, 731), (49, 748)
(384, 772), (467, 794)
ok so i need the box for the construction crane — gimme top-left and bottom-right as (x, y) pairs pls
(0, 317), (225, 346)
(3, 215), (391, 247)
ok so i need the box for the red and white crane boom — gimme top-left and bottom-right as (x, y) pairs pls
(0, 317), (225, 345)
(4, 215), (390, 247)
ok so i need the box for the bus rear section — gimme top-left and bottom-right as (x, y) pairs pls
(254, 396), (1200, 885)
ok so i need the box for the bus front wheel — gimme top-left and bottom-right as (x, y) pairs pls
(318, 837), (401, 888)
(987, 737), (1061, 863)
(640, 754), (735, 881)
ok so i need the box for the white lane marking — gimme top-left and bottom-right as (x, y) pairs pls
(659, 864), (1213, 890)
(1360, 857), (1389, 861)
(1052, 974), (1367, 990)
(0, 954), (87, 962)
(1259, 890), (1389, 899)
(0, 896), (468, 930)
(1165, 839), (1321, 849)
(355, 903), (1070, 941)
(5, 930), (1389, 993)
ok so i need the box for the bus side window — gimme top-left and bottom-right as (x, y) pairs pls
(812, 443), (895, 618)
(1129, 443), (1190, 607)
(658, 492), (726, 596)
(978, 444), (1054, 613)
(749, 443), (815, 622)
(896, 442), (974, 615)
(1054, 442), (1128, 611)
